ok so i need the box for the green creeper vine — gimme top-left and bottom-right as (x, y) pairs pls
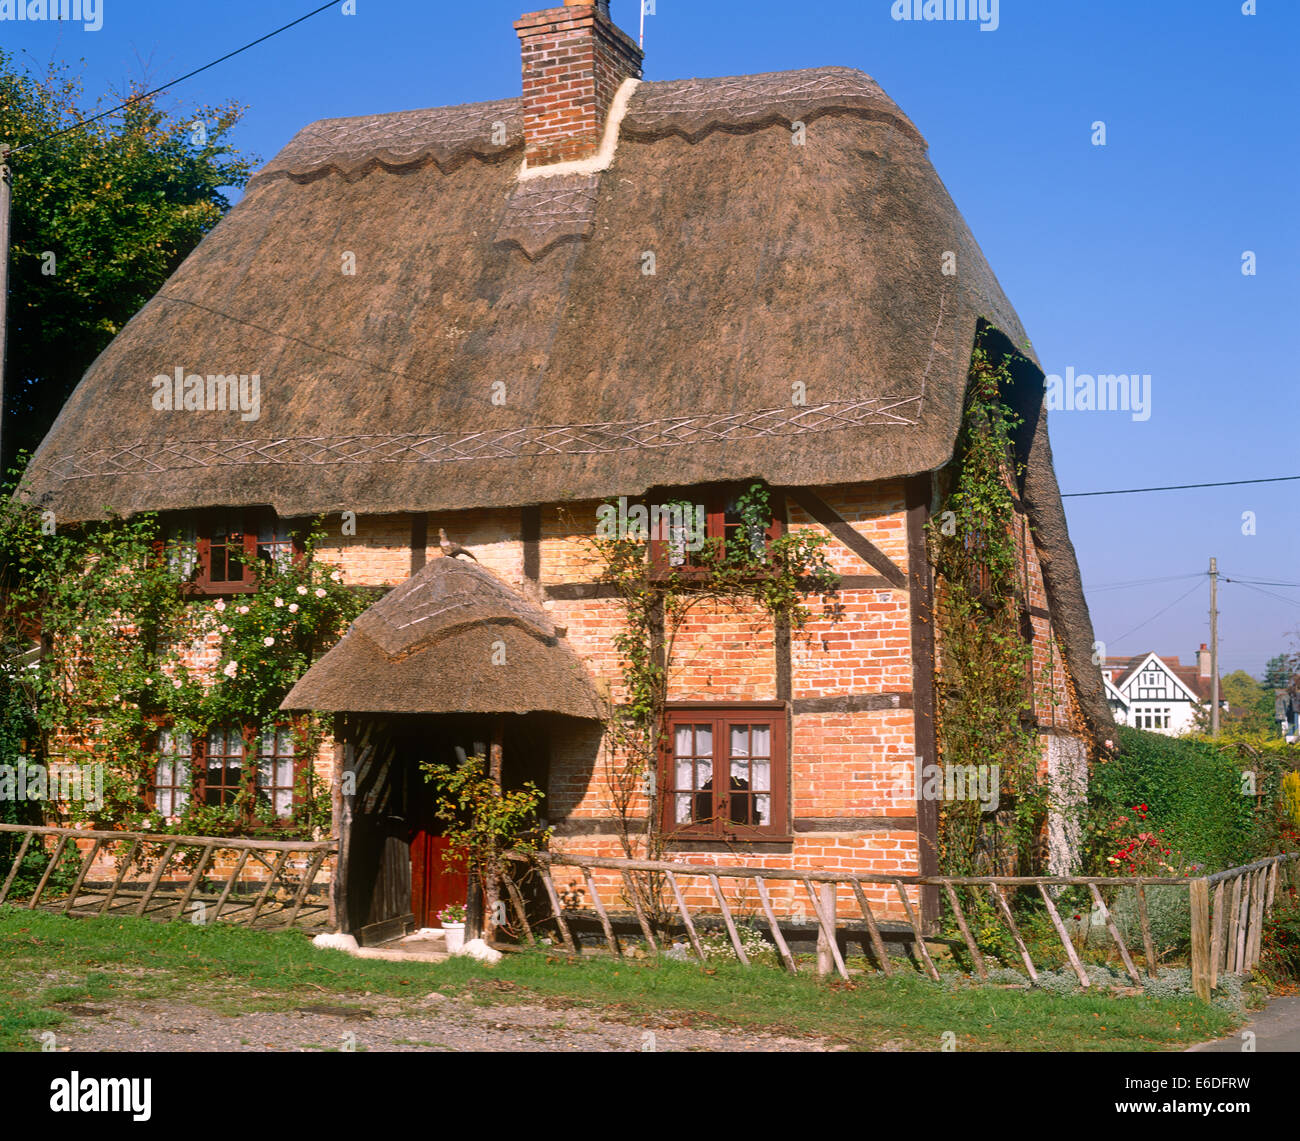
(928, 337), (1046, 880)
(0, 482), (371, 840)
(581, 483), (838, 924)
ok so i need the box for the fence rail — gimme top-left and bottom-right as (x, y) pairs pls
(0, 823), (335, 930)
(502, 849), (1300, 998)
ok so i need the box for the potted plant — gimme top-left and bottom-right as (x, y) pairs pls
(439, 903), (467, 953)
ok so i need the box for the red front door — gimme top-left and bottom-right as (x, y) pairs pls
(410, 828), (468, 929)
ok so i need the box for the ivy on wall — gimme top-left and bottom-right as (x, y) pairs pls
(929, 335), (1046, 878)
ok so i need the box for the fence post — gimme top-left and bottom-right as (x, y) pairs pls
(1189, 877), (1211, 1002)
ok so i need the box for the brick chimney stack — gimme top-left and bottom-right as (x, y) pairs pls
(515, 1), (643, 169)
(1197, 643), (1211, 679)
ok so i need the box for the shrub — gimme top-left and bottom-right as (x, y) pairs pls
(1259, 885), (1300, 984)
(1088, 728), (1255, 872)
(1106, 884), (1191, 960)
(695, 924), (775, 964)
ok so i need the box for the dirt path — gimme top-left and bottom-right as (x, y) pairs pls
(37, 991), (840, 1052)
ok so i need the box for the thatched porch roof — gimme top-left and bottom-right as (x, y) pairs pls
(281, 556), (601, 718)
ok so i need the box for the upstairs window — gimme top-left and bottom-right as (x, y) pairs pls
(162, 509), (303, 595)
(649, 484), (785, 577)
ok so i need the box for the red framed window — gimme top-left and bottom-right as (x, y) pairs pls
(255, 728), (297, 818)
(661, 706), (787, 839)
(162, 510), (303, 595)
(649, 485), (785, 577)
(151, 724), (300, 823)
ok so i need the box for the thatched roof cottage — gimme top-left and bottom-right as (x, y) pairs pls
(24, 1), (1112, 942)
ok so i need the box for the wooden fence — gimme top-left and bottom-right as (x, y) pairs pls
(1193, 853), (1298, 999)
(502, 849), (1300, 1000)
(0, 823), (335, 931)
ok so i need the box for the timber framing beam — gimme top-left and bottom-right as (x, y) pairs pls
(905, 473), (941, 930)
(785, 488), (908, 590)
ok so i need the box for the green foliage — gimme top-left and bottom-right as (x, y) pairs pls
(1264, 653), (1297, 692)
(420, 753), (551, 890)
(0, 490), (366, 837)
(0, 51), (253, 465)
(1259, 883), (1300, 984)
(929, 335), (1044, 876)
(1088, 727), (1257, 872)
(1211, 671), (1279, 736)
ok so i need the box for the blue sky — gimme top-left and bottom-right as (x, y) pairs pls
(6, 0), (1297, 677)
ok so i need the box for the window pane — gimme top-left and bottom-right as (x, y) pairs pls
(751, 758), (771, 792)
(753, 794), (771, 826)
(674, 794), (693, 824)
(730, 725), (749, 758)
(674, 726), (692, 756)
(750, 726), (771, 757)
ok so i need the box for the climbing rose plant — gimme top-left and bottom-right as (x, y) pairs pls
(0, 491), (369, 838)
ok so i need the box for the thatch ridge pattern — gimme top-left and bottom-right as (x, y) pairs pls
(35, 397), (924, 483)
(495, 171), (602, 259)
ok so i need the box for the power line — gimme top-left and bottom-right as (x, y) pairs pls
(1225, 577), (1300, 590)
(1228, 581), (1300, 612)
(1063, 475), (1300, 498)
(10, 1), (338, 156)
(1085, 572), (1203, 593)
(1108, 579), (1204, 645)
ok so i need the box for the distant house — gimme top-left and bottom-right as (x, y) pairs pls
(1276, 685), (1299, 742)
(1102, 645), (1223, 736)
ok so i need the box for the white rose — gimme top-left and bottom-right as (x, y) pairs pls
(288, 604), (299, 614)
(264, 636), (275, 647)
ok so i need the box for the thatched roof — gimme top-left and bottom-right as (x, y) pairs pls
(22, 63), (1113, 736)
(281, 555), (601, 717)
(24, 67), (1013, 519)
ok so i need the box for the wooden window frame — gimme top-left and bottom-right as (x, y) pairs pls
(149, 720), (306, 827)
(158, 509), (305, 596)
(648, 484), (785, 580)
(660, 704), (789, 841)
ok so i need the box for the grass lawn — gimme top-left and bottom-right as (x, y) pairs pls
(0, 906), (1241, 1051)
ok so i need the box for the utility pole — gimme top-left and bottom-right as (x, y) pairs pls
(0, 143), (11, 476)
(1209, 557), (1220, 738)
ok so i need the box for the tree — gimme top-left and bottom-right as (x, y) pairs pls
(1265, 653), (1297, 691)
(1217, 670), (1278, 736)
(0, 51), (253, 469)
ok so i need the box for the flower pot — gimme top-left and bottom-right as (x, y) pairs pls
(442, 923), (466, 953)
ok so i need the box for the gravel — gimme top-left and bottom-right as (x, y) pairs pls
(37, 992), (838, 1052)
